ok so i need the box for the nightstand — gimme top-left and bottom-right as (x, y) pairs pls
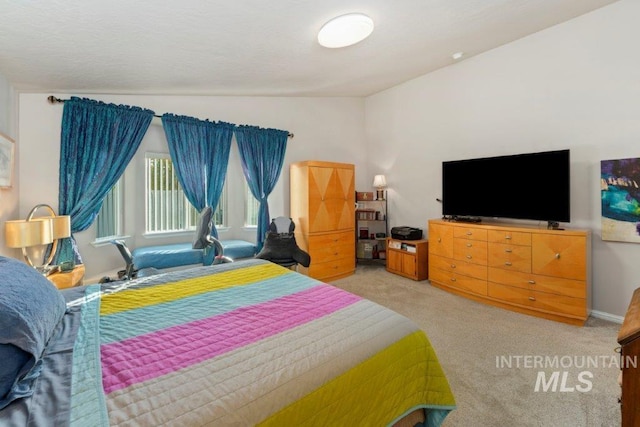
(386, 238), (429, 281)
(48, 264), (85, 289)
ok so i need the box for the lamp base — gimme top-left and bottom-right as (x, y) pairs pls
(376, 189), (385, 200)
(36, 265), (56, 276)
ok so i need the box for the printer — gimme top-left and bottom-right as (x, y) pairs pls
(391, 226), (423, 241)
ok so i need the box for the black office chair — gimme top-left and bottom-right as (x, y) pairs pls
(255, 217), (310, 269)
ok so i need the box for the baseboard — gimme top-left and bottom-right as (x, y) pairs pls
(590, 309), (624, 324)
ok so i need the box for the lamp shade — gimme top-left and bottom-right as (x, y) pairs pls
(373, 175), (387, 188)
(49, 215), (71, 239)
(5, 218), (53, 248)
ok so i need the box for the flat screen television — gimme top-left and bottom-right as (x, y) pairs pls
(442, 149), (570, 223)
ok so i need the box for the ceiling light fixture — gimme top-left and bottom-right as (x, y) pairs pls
(452, 52), (464, 60)
(318, 13), (374, 48)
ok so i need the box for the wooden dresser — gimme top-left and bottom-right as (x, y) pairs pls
(290, 161), (355, 281)
(618, 287), (640, 426)
(428, 219), (591, 325)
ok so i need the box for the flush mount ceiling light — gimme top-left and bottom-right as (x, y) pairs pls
(452, 52), (465, 60)
(318, 13), (374, 48)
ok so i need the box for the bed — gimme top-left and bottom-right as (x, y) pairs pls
(0, 256), (455, 426)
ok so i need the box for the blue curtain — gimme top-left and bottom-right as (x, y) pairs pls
(56, 97), (154, 264)
(161, 114), (234, 238)
(234, 125), (288, 250)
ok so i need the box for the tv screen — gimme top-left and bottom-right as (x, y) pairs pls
(442, 149), (570, 223)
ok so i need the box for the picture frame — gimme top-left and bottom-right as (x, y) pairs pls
(601, 157), (640, 243)
(0, 132), (15, 188)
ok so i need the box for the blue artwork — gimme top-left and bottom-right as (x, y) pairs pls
(601, 157), (640, 242)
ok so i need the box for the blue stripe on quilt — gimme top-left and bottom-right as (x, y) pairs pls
(99, 271), (316, 344)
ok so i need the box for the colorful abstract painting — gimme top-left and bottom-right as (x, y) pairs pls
(601, 157), (640, 242)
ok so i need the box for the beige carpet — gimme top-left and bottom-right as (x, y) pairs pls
(330, 264), (622, 427)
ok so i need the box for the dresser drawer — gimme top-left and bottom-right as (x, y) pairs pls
(429, 223), (454, 258)
(488, 283), (586, 318)
(532, 234), (587, 280)
(308, 233), (355, 260)
(487, 229), (531, 246)
(453, 227), (488, 241)
(308, 230), (353, 248)
(453, 238), (487, 265)
(488, 242), (531, 273)
(431, 254), (487, 280)
(308, 256), (355, 280)
(488, 267), (586, 299)
(430, 268), (488, 296)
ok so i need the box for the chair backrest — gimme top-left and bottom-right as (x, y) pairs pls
(270, 216), (295, 234)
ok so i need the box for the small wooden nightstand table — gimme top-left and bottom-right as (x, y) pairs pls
(386, 238), (429, 281)
(48, 264), (85, 290)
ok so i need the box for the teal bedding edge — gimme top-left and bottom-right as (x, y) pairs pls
(386, 404), (456, 427)
(69, 284), (108, 427)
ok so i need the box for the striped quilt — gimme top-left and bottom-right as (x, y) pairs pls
(69, 259), (455, 426)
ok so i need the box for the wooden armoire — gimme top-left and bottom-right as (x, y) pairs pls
(290, 161), (355, 281)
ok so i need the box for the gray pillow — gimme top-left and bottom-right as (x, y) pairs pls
(192, 206), (214, 249)
(0, 256), (66, 409)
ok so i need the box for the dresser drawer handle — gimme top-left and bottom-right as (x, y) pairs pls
(466, 243), (472, 247)
(505, 248), (512, 253)
(466, 231), (472, 236)
(505, 235), (512, 240)
(528, 296), (536, 301)
(505, 261), (512, 266)
(555, 253), (561, 259)
(438, 238), (441, 242)
(466, 255), (472, 259)
(450, 264), (456, 269)
(450, 277), (457, 282)
(528, 280), (536, 284)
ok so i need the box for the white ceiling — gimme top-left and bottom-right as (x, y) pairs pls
(0, 0), (619, 97)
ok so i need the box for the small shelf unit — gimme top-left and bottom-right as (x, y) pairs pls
(355, 194), (388, 264)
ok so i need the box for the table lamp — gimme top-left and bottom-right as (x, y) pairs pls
(373, 174), (387, 200)
(4, 204), (71, 274)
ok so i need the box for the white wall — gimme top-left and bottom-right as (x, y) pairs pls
(18, 93), (368, 279)
(0, 72), (18, 257)
(365, 0), (640, 318)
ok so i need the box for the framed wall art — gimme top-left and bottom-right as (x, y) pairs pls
(601, 157), (640, 243)
(0, 132), (14, 188)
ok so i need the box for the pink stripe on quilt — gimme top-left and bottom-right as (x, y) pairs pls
(101, 284), (360, 393)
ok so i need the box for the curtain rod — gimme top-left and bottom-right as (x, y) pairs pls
(47, 95), (294, 138)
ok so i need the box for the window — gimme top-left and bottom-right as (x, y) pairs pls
(96, 179), (123, 241)
(145, 153), (226, 233)
(245, 181), (259, 227)
(213, 183), (227, 228)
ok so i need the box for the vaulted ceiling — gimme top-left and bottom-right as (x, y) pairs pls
(0, 0), (619, 97)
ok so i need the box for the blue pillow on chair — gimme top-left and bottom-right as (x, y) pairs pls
(0, 256), (66, 409)
(192, 206), (214, 250)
